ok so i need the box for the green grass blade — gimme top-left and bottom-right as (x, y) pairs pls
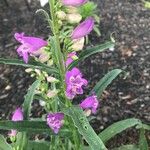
(139, 128), (149, 150)
(0, 135), (13, 150)
(91, 69), (122, 98)
(112, 144), (139, 150)
(99, 118), (142, 143)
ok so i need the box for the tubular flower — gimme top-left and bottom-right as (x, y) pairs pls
(66, 52), (78, 67)
(62, 0), (87, 6)
(71, 17), (94, 39)
(80, 95), (99, 114)
(9, 108), (23, 137)
(14, 33), (48, 63)
(65, 67), (88, 99)
(47, 113), (64, 134)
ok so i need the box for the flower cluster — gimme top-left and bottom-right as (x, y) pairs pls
(13, 0), (99, 135)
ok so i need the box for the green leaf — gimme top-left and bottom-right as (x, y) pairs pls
(27, 141), (49, 150)
(112, 144), (139, 150)
(139, 128), (149, 150)
(63, 106), (107, 150)
(0, 58), (58, 74)
(68, 41), (115, 69)
(144, 1), (150, 9)
(99, 118), (142, 143)
(23, 80), (40, 120)
(91, 69), (122, 98)
(0, 135), (13, 150)
(0, 121), (68, 136)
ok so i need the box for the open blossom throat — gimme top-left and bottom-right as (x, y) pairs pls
(14, 33), (47, 63)
(65, 67), (88, 99)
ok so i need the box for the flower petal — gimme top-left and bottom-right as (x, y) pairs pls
(71, 17), (94, 39)
(62, 0), (87, 6)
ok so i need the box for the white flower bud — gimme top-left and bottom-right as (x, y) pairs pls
(66, 13), (82, 24)
(66, 6), (78, 14)
(39, 100), (46, 107)
(47, 90), (59, 98)
(47, 76), (59, 83)
(71, 37), (85, 51)
(39, 53), (50, 63)
(84, 109), (92, 117)
(34, 69), (41, 76)
(32, 48), (45, 56)
(47, 59), (53, 66)
(25, 68), (33, 73)
(56, 11), (66, 20)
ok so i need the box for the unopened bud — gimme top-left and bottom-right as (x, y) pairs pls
(66, 13), (82, 24)
(25, 68), (33, 73)
(34, 69), (41, 76)
(56, 11), (66, 20)
(39, 53), (50, 63)
(47, 76), (59, 83)
(47, 59), (53, 66)
(39, 100), (46, 107)
(47, 90), (59, 98)
(66, 6), (78, 14)
(32, 48), (45, 56)
(71, 37), (85, 51)
(84, 109), (92, 117)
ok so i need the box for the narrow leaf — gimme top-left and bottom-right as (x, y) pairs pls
(27, 141), (49, 150)
(23, 80), (40, 120)
(0, 135), (13, 150)
(112, 144), (139, 150)
(68, 41), (115, 69)
(64, 106), (107, 150)
(91, 69), (122, 98)
(0, 121), (68, 136)
(0, 58), (58, 74)
(99, 118), (142, 143)
(139, 128), (149, 150)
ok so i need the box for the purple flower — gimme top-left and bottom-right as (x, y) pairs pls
(62, 0), (87, 6)
(14, 33), (48, 63)
(9, 108), (23, 136)
(47, 113), (64, 134)
(80, 95), (99, 114)
(71, 17), (94, 39)
(66, 52), (77, 67)
(65, 67), (88, 99)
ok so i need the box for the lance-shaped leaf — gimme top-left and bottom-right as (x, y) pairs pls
(112, 144), (139, 150)
(139, 128), (149, 150)
(99, 118), (142, 143)
(0, 135), (13, 150)
(23, 80), (40, 120)
(68, 41), (114, 69)
(0, 58), (58, 74)
(0, 121), (69, 136)
(27, 141), (49, 150)
(63, 106), (107, 150)
(91, 69), (122, 98)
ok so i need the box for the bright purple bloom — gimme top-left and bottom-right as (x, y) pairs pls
(62, 0), (87, 6)
(14, 33), (48, 63)
(9, 108), (23, 136)
(80, 95), (99, 114)
(47, 113), (64, 134)
(65, 67), (88, 99)
(71, 17), (94, 39)
(66, 52), (77, 67)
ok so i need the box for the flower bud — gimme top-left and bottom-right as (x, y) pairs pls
(39, 100), (46, 107)
(66, 6), (78, 14)
(56, 11), (67, 20)
(47, 59), (53, 66)
(25, 68), (33, 73)
(84, 109), (92, 117)
(47, 90), (59, 98)
(34, 69), (41, 76)
(47, 76), (59, 83)
(66, 13), (82, 24)
(71, 37), (84, 51)
(39, 53), (50, 63)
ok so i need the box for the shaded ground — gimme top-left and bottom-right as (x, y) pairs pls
(0, 0), (150, 149)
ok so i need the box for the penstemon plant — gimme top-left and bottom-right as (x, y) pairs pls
(0, 0), (149, 150)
